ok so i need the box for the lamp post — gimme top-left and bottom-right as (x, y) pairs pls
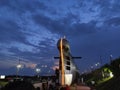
(16, 64), (22, 78)
(110, 54), (113, 63)
(35, 68), (41, 78)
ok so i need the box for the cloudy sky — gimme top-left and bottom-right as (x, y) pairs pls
(0, 0), (120, 76)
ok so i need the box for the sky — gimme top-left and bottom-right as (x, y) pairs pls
(0, 0), (120, 76)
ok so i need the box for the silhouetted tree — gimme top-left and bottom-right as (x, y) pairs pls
(110, 58), (120, 77)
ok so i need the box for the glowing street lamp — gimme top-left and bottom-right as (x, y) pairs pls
(16, 64), (22, 77)
(17, 64), (22, 69)
(36, 68), (41, 73)
(95, 62), (100, 66)
(110, 54), (113, 63)
(0, 75), (5, 79)
(35, 68), (41, 78)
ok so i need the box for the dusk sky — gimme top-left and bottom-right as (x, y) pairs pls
(0, 0), (120, 76)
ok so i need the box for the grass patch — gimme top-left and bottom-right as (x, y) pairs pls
(0, 81), (8, 87)
(97, 77), (112, 85)
(96, 77), (120, 90)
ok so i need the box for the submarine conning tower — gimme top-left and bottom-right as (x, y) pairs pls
(57, 38), (70, 52)
(56, 37), (80, 86)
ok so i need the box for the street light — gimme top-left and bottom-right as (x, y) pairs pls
(16, 64), (22, 78)
(95, 62), (100, 67)
(110, 54), (113, 63)
(35, 68), (41, 78)
(17, 64), (22, 69)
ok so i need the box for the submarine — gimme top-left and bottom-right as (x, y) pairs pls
(56, 37), (81, 86)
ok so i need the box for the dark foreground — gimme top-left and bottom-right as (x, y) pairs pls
(0, 80), (92, 90)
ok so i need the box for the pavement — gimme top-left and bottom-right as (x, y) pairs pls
(33, 82), (92, 90)
(69, 85), (91, 90)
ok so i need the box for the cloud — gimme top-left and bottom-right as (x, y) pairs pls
(0, 0), (120, 75)
(0, 21), (25, 43)
(0, 0), (59, 63)
(32, 13), (98, 38)
(0, 55), (38, 75)
(52, 66), (59, 71)
(0, 0), (47, 14)
(104, 17), (120, 26)
(0, 58), (37, 70)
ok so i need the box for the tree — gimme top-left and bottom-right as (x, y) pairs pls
(110, 58), (120, 77)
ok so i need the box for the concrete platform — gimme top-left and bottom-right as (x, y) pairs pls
(33, 82), (91, 90)
(70, 85), (91, 90)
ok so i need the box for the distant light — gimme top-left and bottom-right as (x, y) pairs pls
(91, 81), (95, 85)
(110, 72), (114, 78)
(36, 68), (41, 73)
(45, 65), (47, 68)
(91, 66), (93, 69)
(110, 55), (113, 57)
(95, 64), (98, 66)
(95, 62), (100, 66)
(41, 65), (47, 68)
(17, 64), (22, 69)
(0, 75), (5, 79)
(48, 70), (50, 73)
(41, 65), (44, 67)
(97, 62), (100, 65)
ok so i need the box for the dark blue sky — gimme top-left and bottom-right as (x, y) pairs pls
(0, 0), (120, 76)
